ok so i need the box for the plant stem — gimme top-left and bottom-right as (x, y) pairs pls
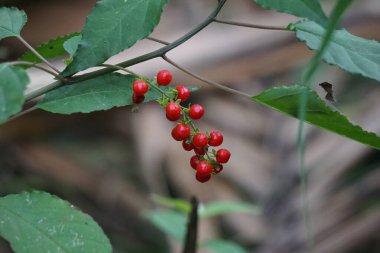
(16, 36), (61, 74)
(162, 55), (252, 98)
(7, 61), (68, 82)
(100, 64), (138, 76)
(146, 36), (170, 45)
(182, 197), (199, 253)
(213, 18), (289, 31)
(8, 106), (37, 122)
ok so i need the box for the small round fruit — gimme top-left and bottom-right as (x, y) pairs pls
(192, 133), (208, 148)
(166, 102), (181, 121)
(157, 70), (172, 86)
(176, 86), (190, 101)
(190, 155), (200, 170)
(209, 131), (223, 146)
(182, 140), (194, 151)
(171, 124), (191, 141)
(189, 104), (204, 120)
(216, 148), (231, 163)
(132, 93), (145, 104)
(194, 147), (206, 155)
(214, 164), (223, 174)
(133, 80), (149, 95)
(196, 172), (211, 183)
(196, 161), (213, 176)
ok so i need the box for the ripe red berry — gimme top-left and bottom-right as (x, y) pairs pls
(132, 93), (145, 104)
(190, 155), (200, 170)
(216, 148), (231, 163)
(133, 80), (149, 95)
(192, 133), (208, 148)
(171, 124), (191, 141)
(182, 140), (194, 151)
(196, 161), (213, 176)
(195, 172), (211, 183)
(157, 70), (172, 86)
(214, 164), (223, 174)
(194, 147), (206, 155)
(176, 86), (190, 102)
(209, 131), (223, 146)
(166, 102), (181, 121)
(189, 104), (204, 120)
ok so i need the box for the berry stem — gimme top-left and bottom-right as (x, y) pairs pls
(213, 18), (289, 31)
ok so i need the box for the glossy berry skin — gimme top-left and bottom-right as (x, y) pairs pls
(196, 172), (211, 183)
(194, 147), (206, 155)
(190, 155), (200, 170)
(208, 131), (223, 146)
(171, 124), (190, 141)
(182, 140), (194, 151)
(192, 133), (208, 148)
(176, 86), (190, 102)
(196, 161), (213, 176)
(132, 93), (145, 104)
(166, 102), (181, 121)
(157, 70), (172, 86)
(214, 165), (223, 174)
(216, 148), (231, 163)
(189, 104), (204, 120)
(133, 80), (149, 95)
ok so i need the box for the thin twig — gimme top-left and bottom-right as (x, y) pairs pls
(182, 197), (199, 253)
(8, 106), (37, 123)
(100, 64), (138, 76)
(162, 55), (252, 98)
(213, 18), (289, 31)
(7, 61), (68, 82)
(146, 36), (170, 45)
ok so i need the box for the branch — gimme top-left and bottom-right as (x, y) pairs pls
(182, 197), (199, 253)
(146, 36), (170, 45)
(213, 18), (289, 31)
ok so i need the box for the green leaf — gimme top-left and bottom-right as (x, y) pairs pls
(142, 210), (187, 241)
(151, 194), (191, 214)
(63, 35), (82, 57)
(252, 85), (380, 150)
(18, 33), (80, 64)
(61, 0), (168, 76)
(0, 64), (29, 123)
(0, 191), (112, 253)
(0, 7), (27, 40)
(199, 201), (260, 218)
(293, 20), (380, 82)
(201, 239), (248, 253)
(254, 0), (327, 26)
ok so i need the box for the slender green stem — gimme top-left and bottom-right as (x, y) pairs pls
(100, 64), (138, 76)
(146, 36), (170, 45)
(16, 36), (61, 74)
(8, 106), (37, 122)
(213, 18), (289, 31)
(7, 61), (68, 82)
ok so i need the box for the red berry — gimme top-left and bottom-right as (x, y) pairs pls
(209, 131), (223, 146)
(171, 124), (191, 141)
(182, 140), (194, 151)
(166, 102), (181, 121)
(216, 148), (231, 163)
(192, 133), (208, 148)
(214, 164), (223, 174)
(133, 80), (149, 95)
(194, 147), (206, 155)
(132, 93), (145, 104)
(176, 86), (190, 102)
(189, 104), (204, 119)
(195, 172), (211, 183)
(157, 70), (172, 86)
(190, 155), (200, 170)
(196, 161), (213, 176)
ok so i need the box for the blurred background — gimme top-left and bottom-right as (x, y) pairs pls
(0, 0), (380, 252)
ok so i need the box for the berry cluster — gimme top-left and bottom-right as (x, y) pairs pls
(131, 70), (231, 183)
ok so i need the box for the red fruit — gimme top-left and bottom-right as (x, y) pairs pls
(157, 70), (172, 86)
(166, 102), (181, 121)
(182, 140), (194, 151)
(190, 155), (200, 170)
(195, 172), (211, 183)
(194, 147), (206, 155)
(132, 93), (145, 104)
(171, 124), (190, 141)
(192, 133), (208, 148)
(214, 164), (223, 174)
(196, 161), (213, 176)
(189, 104), (204, 120)
(216, 148), (231, 163)
(176, 86), (190, 102)
(133, 80), (149, 95)
(209, 131), (223, 146)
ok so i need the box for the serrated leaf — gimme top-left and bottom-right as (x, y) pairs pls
(0, 191), (112, 253)
(293, 20), (380, 82)
(201, 239), (248, 253)
(61, 0), (168, 76)
(0, 7), (27, 40)
(252, 85), (380, 150)
(63, 35), (82, 56)
(142, 210), (186, 241)
(255, 0), (327, 26)
(0, 64), (29, 123)
(199, 201), (260, 218)
(18, 33), (80, 64)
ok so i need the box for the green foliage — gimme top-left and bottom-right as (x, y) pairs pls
(199, 201), (260, 218)
(0, 7), (27, 40)
(252, 85), (380, 150)
(18, 33), (80, 64)
(63, 35), (82, 57)
(0, 191), (112, 253)
(61, 0), (168, 76)
(293, 20), (380, 83)
(201, 239), (248, 253)
(0, 64), (29, 123)
(254, 0), (327, 26)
